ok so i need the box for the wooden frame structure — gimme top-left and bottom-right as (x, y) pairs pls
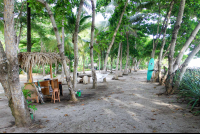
(18, 52), (69, 102)
(18, 52), (70, 82)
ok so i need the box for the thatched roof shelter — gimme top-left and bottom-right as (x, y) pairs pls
(18, 52), (70, 69)
(18, 52), (70, 82)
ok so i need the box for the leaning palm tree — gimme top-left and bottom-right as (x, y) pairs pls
(65, 11), (91, 91)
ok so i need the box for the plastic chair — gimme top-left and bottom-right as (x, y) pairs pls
(51, 88), (60, 103)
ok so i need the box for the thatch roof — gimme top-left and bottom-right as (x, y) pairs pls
(18, 52), (70, 69)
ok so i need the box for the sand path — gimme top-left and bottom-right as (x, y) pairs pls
(0, 70), (200, 133)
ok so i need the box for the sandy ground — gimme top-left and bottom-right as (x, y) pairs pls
(1, 70), (200, 133)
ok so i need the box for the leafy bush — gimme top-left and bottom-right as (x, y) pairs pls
(177, 68), (200, 114)
(22, 86), (37, 113)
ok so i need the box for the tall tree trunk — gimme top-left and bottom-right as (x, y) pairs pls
(69, 51), (71, 74)
(101, 47), (103, 70)
(27, 2), (31, 82)
(16, 23), (23, 53)
(82, 54), (85, 74)
(61, 65), (64, 83)
(119, 42), (123, 76)
(2, 0), (31, 126)
(110, 56), (113, 73)
(73, 0), (84, 91)
(98, 53), (101, 72)
(115, 42), (122, 79)
(151, 4), (160, 59)
(27, 2), (31, 49)
(173, 22), (200, 72)
(136, 59), (141, 70)
(90, 0), (97, 89)
(166, 0), (185, 94)
(158, 0), (174, 84)
(173, 43), (200, 92)
(134, 58), (137, 72)
(40, 40), (46, 76)
(37, 0), (78, 102)
(124, 32), (129, 75)
(103, 0), (128, 72)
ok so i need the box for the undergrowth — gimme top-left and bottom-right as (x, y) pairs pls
(176, 68), (200, 115)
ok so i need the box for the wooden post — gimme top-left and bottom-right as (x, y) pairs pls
(50, 63), (53, 79)
(29, 65), (33, 82)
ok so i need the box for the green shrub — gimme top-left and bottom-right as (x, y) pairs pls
(177, 68), (200, 114)
(22, 85), (37, 113)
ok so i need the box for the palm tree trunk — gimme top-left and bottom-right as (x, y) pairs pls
(90, 0), (97, 89)
(61, 65), (64, 83)
(134, 59), (137, 72)
(27, 2), (31, 82)
(110, 56), (113, 73)
(119, 42), (123, 76)
(2, 1), (31, 126)
(103, 0), (128, 72)
(98, 53), (101, 72)
(115, 42), (122, 79)
(83, 54), (85, 74)
(158, 0), (174, 84)
(124, 32), (129, 75)
(173, 43), (200, 92)
(73, 0), (84, 92)
(37, 0), (78, 102)
(166, 0), (185, 94)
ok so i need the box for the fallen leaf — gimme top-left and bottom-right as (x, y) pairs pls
(94, 120), (96, 122)
(46, 120), (49, 122)
(112, 119), (113, 121)
(39, 125), (46, 128)
(108, 96), (111, 97)
(154, 87), (156, 88)
(59, 123), (62, 125)
(113, 127), (116, 128)
(133, 126), (136, 128)
(73, 110), (76, 111)
(64, 114), (69, 116)
(153, 130), (157, 133)
(81, 104), (85, 106)
(151, 118), (156, 120)
(98, 99), (101, 100)
(132, 115), (134, 116)
(133, 94), (135, 95)
(154, 114), (157, 115)
(3, 131), (6, 133)
(151, 110), (155, 112)
(54, 108), (58, 109)
(43, 116), (47, 118)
